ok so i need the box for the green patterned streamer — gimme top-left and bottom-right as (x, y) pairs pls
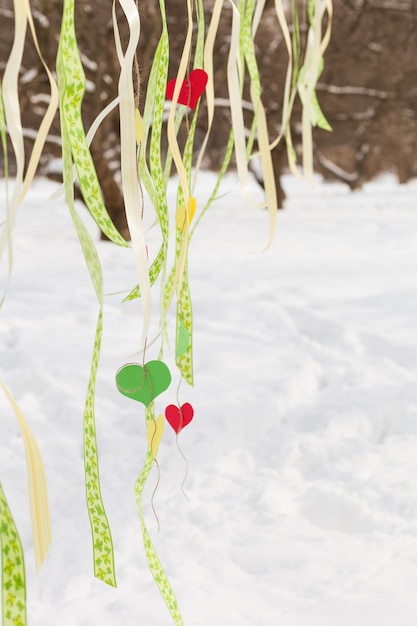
(0, 483), (26, 626)
(172, 112), (200, 385)
(60, 116), (116, 586)
(282, 0), (303, 163)
(135, 405), (184, 625)
(237, 0), (258, 159)
(83, 309), (116, 585)
(122, 247), (165, 302)
(146, 0), (172, 334)
(297, 0), (332, 130)
(303, 0), (332, 131)
(56, 0), (128, 247)
(175, 276), (193, 384)
(241, 0), (259, 134)
(168, 0), (206, 384)
(147, 0), (169, 245)
(57, 2), (117, 586)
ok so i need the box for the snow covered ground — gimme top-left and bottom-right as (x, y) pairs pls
(1, 172), (417, 625)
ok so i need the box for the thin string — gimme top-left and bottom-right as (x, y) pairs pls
(142, 336), (148, 366)
(116, 365), (149, 394)
(175, 436), (190, 503)
(133, 0), (145, 224)
(184, 0), (194, 133)
(175, 376), (190, 502)
(137, 142), (145, 221)
(140, 340), (155, 411)
(134, 0), (141, 109)
(151, 458), (161, 532)
(175, 376), (183, 423)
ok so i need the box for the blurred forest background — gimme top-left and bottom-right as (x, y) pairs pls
(1, 0), (416, 239)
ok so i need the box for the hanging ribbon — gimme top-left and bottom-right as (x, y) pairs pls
(0, 482), (26, 626)
(0, 380), (52, 573)
(122, 0), (170, 304)
(135, 405), (184, 625)
(270, 0), (300, 175)
(165, 0), (206, 385)
(56, 0), (118, 587)
(241, 0), (277, 247)
(226, 0), (261, 209)
(0, 0), (55, 581)
(56, 0), (128, 247)
(0, 0), (58, 261)
(0, 0), (26, 269)
(298, 0), (333, 181)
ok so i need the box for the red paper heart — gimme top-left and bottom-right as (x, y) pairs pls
(165, 403), (194, 433)
(166, 69), (208, 110)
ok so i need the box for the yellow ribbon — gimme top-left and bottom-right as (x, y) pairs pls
(0, 379), (51, 572)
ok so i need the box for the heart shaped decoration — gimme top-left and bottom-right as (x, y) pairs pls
(176, 196), (197, 231)
(166, 69), (208, 110)
(165, 402), (194, 434)
(147, 414), (165, 458)
(116, 361), (171, 407)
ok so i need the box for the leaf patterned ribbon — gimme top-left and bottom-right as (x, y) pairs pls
(56, 0), (120, 587)
(135, 406), (184, 625)
(0, 482), (26, 626)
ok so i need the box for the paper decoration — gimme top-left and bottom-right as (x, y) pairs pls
(135, 406), (184, 625)
(116, 361), (172, 406)
(147, 414), (165, 458)
(175, 197), (196, 230)
(0, 379), (51, 573)
(165, 403), (194, 434)
(135, 108), (144, 143)
(166, 68), (208, 110)
(0, 482), (26, 626)
(113, 0), (152, 353)
(81, 312), (116, 586)
(56, 0), (118, 587)
(0, 0), (58, 313)
(57, 0), (128, 247)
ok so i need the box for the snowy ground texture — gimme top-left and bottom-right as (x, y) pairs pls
(1, 172), (417, 626)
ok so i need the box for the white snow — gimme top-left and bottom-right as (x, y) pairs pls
(1, 172), (417, 625)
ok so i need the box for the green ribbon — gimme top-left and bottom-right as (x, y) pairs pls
(56, 0), (117, 587)
(56, 0), (129, 247)
(175, 0), (206, 385)
(0, 483), (26, 626)
(164, 0), (207, 384)
(135, 405), (184, 625)
(300, 0), (332, 131)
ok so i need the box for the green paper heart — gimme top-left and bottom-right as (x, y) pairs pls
(116, 361), (171, 407)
